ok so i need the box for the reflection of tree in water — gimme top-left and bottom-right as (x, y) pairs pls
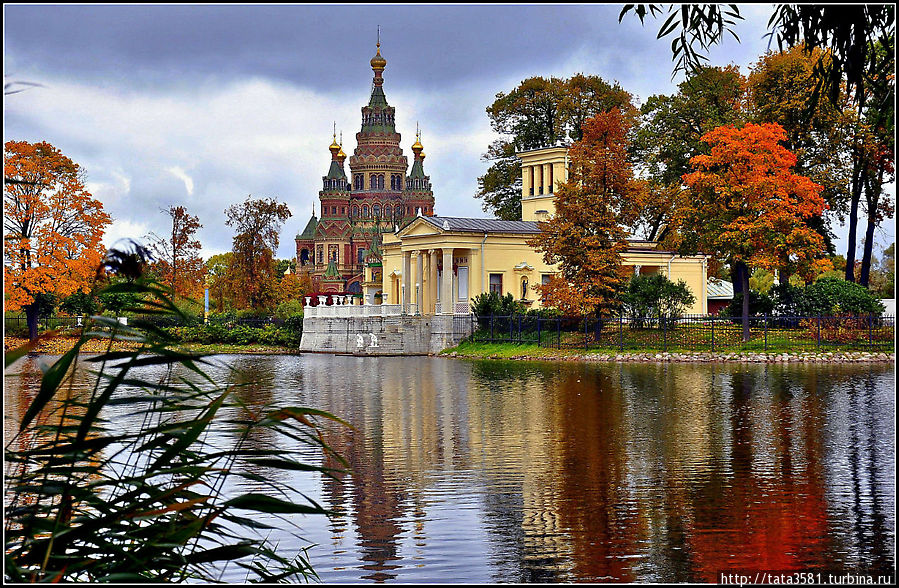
(683, 367), (833, 580)
(842, 371), (894, 574)
(225, 357), (284, 487)
(553, 367), (643, 582)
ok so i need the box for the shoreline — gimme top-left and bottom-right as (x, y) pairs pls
(5, 337), (894, 364)
(439, 345), (895, 364)
(3, 336), (297, 356)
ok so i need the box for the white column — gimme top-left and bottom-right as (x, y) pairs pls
(415, 250), (423, 311)
(429, 249), (439, 315)
(403, 250), (412, 310)
(441, 248), (453, 314)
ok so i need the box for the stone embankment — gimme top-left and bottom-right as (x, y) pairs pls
(443, 350), (895, 364)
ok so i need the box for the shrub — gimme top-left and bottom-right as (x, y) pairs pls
(471, 291), (524, 316)
(770, 282), (806, 316)
(724, 290), (775, 318)
(799, 277), (885, 316)
(275, 299), (305, 319)
(621, 274), (696, 326)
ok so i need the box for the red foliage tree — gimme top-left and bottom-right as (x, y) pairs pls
(679, 123), (829, 340)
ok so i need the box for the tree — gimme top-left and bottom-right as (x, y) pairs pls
(621, 273), (696, 327)
(632, 65), (746, 241)
(527, 109), (643, 316)
(747, 46), (853, 262)
(145, 205), (205, 300)
(857, 39), (895, 287)
(868, 242), (895, 298)
(477, 75), (635, 220)
(4, 140), (111, 340)
(678, 123), (829, 341)
(620, 4), (895, 112)
(276, 271), (312, 304)
(224, 196), (292, 310)
(205, 252), (235, 313)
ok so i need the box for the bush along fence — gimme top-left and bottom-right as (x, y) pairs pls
(5, 314), (304, 347)
(468, 314), (896, 352)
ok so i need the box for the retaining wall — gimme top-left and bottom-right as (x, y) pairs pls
(299, 315), (469, 355)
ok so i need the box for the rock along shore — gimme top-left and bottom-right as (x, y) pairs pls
(443, 350), (895, 364)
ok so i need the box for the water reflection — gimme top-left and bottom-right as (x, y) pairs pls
(5, 355), (893, 583)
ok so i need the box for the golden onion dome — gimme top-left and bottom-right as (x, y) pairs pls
(370, 43), (387, 71)
(337, 145), (347, 160)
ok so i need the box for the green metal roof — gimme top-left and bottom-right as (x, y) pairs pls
(296, 215), (318, 240)
(322, 259), (342, 280)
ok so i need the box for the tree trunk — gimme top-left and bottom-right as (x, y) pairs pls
(845, 159), (863, 282)
(859, 166), (884, 288)
(735, 260), (751, 343)
(25, 302), (40, 342)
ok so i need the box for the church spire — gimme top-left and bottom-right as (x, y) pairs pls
(368, 30), (388, 109)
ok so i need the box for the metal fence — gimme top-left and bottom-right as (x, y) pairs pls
(469, 314), (896, 352)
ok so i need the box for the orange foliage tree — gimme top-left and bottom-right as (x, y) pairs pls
(527, 109), (645, 316)
(276, 271), (313, 304)
(678, 123), (829, 339)
(4, 140), (111, 340)
(146, 205), (205, 301)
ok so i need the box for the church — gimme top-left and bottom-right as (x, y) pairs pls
(297, 42), (710, 316)
(295, 40), (434, 295)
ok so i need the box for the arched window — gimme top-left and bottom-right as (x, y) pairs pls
(373, 205), (381, 218)
(370, 175), (377, 190)
(352, 205), (358, 217)
(385, 205), (391, 218)
(354, 175), (363, 190)
(362, 205), (369, 217)
(378, 174), (385, 190)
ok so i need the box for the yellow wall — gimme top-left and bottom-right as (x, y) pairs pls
(382, 223), (708, 314)
(519, 146), (568, 222)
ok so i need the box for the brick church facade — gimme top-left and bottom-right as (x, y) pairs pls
(295, 41), (435, 295)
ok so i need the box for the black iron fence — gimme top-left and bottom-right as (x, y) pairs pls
(469, 314), (896, 352)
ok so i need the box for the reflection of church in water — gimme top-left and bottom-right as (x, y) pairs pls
(295, 40), (435, 295)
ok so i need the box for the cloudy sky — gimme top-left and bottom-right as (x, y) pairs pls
(4, 4), (894, 261)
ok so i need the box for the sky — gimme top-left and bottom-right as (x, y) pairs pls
(4, 4), (895, 261)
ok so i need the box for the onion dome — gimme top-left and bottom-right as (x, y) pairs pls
(370, 43), (387, 72)
(328, 125), (340, 159)
(336, 132), (347, 164)
(411, 125), (424, 159)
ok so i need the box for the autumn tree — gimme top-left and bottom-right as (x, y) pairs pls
(276, 271), (312, 304)
(527, 109), (644, 316)
(632, 65), (746, 242)
(205, 252), (235, 313)
(145, 205), (205, 300)
(678, 123), (829, 341)
(4, 140), (111, 340)
(620, 5), (894, 112)
(477, 75), (634, 220)
(747, 46), (852, 264)
(224, 196), (292, 310)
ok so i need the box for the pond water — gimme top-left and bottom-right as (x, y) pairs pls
(5, 354), (895, 583)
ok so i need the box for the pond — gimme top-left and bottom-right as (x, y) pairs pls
(5, 354), (894, 583)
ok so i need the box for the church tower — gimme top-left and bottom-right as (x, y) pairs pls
(296, 37), (436, 295)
